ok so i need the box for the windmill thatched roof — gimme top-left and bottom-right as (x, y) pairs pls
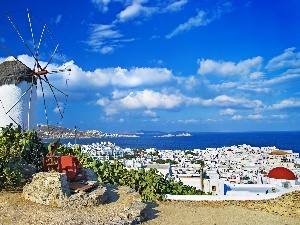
(0, 56), (35, 85)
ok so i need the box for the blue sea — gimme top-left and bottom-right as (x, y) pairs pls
(46, 131), (300, 154)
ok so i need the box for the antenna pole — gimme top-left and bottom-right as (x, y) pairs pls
(74, 126), (77, 145)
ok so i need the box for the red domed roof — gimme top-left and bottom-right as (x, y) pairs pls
(268, 167), (296, 180)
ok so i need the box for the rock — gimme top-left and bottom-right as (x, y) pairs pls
(127, 201), (147, 223)
(23, 172), (70, 207)
(21, 173), (147, 223)
(22, 172), (109, 208)
(66, 184), (108, 208)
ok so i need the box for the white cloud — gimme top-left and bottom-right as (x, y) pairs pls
(176, 76), (199, 90)
(234, 68), (300, 94)
(86, 24), (133, 53)
(91, 0), (111, 13)
(97, 89), (201, 115)
(178, 119), (199, 124)
(144, 109), (157, 117)
(166, 11), (208, 39)
(166, 2), (232, 39)
(119, 118), (124, 122)
(269, 98), (300, 109)
(116, 0), (188, 23)
(235, 79), (271, 93)
(248, 114), (264, 120)
(17, 54), (36, 68)
(53, 102), (64, 114)
(117, 2), (157, 22)
(118, 3), (143, 21)
(249, 71), (264, 79)
(271, 114), (288, 119)
(202, 95), (264, 109)
(165, 0), (188, 12)
(88, 0), (215, 52)
(102, 106), (118, 115)
(55, 15), (62, 24)
(111, 90), (128, 99)
(210, 82), (238, 91)
(93, 24), (123, 38)
(266, 47), (300, 71)
(238, 85), (270, 94)
(96, 98), (110, 106)
(197, 57), (263, 77)
(203, 118), (219, 123)
(263, 73), (300, 86)
(100, 116), (114, 122)
(120, 90), (183, 109)
(232, 115), (242, 120)
(111, 67), (173, 87)
(67, 64), (173, 89)
(100, 46), (114, 54)
(220, 108), (236, 116)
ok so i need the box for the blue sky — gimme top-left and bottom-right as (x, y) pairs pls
(0, 0), (299, 132)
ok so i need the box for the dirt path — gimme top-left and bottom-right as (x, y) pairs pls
(143, 200), (300, 225)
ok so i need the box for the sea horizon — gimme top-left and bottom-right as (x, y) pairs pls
(44, 130), (300, 154)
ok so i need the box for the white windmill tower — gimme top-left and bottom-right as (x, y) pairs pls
(0, 56), (37, 130)
(0, 9), (70, 132)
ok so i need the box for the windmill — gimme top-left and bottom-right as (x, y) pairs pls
(0, 9), (70, 132)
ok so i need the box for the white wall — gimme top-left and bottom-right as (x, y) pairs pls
(0, 82), (37, 130)
(203, 178), (224, 195)
(165, 185), (300, 201)
(179, 177), (202, 190)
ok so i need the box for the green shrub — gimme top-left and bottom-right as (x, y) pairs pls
(0, 124), (47, 189)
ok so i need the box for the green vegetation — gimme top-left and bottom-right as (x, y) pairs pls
(0, 124), (47, 189)
(94, 160), (202, 201)
(155, 158), (178, 164)
(185, 150), (196, 156)
(0, 125), (204, 201)
(119, 153), (135, 160)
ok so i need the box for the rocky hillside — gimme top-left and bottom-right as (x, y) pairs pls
(37, 124), (102, 139)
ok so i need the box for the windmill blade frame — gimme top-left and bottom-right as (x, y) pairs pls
(0, 9), (71, 133)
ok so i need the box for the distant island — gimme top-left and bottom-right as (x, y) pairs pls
(155, 133), (192, 137)
(37, 125), (139, 139)
(37, 125), (191, 139)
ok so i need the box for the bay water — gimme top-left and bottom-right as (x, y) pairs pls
(46, 131), (300, 153)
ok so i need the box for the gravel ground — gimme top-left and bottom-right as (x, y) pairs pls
(0, 185), (143, 225)
(0, 188), (300, 225)
(143, 200), (300, 225)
